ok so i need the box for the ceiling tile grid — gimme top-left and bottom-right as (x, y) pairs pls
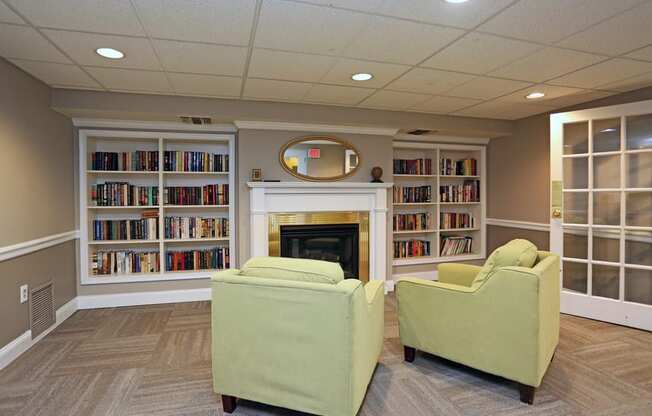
(1, 0), (652, 120)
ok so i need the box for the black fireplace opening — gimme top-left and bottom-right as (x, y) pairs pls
(280, 223), (359, 279)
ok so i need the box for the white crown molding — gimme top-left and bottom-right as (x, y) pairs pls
(486, 218), (550, 232)
(246, 181), (393, 189)
(394, 133), (490, 145)
(0, 230), (80, 262)
(234, 120), (399, 136)
(72, 118), (237, 133)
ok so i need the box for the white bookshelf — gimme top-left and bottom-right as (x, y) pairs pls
(392, 141), (486, 266)
(79, 130), (236, 285)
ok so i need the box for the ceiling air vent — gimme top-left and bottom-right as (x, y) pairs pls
(180, 116), (212, 125)
(30, 282), (55, 339)
(407, 129), (434, 135)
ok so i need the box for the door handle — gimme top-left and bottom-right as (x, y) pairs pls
(552, 208), (561, 218)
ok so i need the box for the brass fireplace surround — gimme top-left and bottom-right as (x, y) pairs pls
(268, 212), (369, 282)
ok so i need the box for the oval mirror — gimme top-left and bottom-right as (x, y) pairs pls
(280, 136), (361, 181)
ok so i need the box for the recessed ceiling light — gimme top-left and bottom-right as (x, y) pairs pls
(445, 0), (470, 3)
(95, 47), (125, 59)
(351, 73), (373, 81)
(525, 91), (545, 100)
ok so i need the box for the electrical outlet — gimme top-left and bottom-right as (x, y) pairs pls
(20, 284), (28, 304)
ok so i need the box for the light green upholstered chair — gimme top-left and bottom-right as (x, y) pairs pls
(396, 240), (560, 405)
(211, 256), (385, 415)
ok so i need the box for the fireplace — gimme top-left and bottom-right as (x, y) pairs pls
(280, 224), (359, 279)
(268, 211), (369, 282)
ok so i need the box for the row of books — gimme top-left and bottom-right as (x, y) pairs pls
(393, 213), (433, 231)
(92, 218), (158, 241)
(441, 158), (478, 176)
(164, 151), (229, 172)
(164, 217), (229, 239)
(393, 158), (433, 175)
(440, 180), (480, 203)
(91, 250), (160, 275)
(393, 239), (431, 259)
(166, 247), (230, 271)
(90, 151), (159, 171)
(91, 183), (159, 206)
(393, 185), (432, 204)
(440, 236), (473, 256)
(163, 184), (229, 206)
(440, 213), (476, 230)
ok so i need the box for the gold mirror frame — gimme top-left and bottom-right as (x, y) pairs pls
(279, 136), (361, 182)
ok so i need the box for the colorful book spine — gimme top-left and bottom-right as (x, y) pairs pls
(163, 151), (229, 172)
(393, 240), (431, 259)
(90, 182), (159, 206)
(440, 236), (473, 256)
(90, 151), (159, 171)
(440, 212), (475, 229)
(164, 217), (229, 239)
(440, 158), (478, 176)
(393, 158), (432, 175)
(164, 184), (228, 205)
(393, 185), (432, 203)
(165, 247), (230, 271)
(91, 250), (160, 275)
(393, 213), (433, 231)
(439, 180), (480, 203)
(92, 218), (158, 240)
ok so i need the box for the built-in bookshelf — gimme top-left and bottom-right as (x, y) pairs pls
(79, 130), (235, 285)
(392, 141), (486, 266)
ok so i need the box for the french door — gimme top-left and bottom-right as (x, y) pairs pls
(550, 99), (652, 331)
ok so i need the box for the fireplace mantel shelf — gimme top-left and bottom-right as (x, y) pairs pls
(247, 181), (393, 188)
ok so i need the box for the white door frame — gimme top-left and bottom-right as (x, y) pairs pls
(550, 99), (652, 331)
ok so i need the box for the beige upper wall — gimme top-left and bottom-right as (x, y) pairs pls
(0, 60), (74, 246)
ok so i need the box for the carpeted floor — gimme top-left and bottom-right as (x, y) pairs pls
(1, 294), (651, 416)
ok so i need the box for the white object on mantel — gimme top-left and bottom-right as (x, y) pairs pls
(247, 181), (392, 288)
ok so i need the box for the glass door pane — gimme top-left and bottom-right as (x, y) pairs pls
(626, 192), (652, 227)
(563, 261), (588, 293)
(625, 268), (652, 305)
(593, 155), (620, 188)
(563, 157), (588, 189)
(626, 114), (652, 150)
(593, 118), (621, 153)
(625, 230), (652, 266)
(593, 229), (620, 262)
(564, 227), (588, 259)
(626, 152), (652, 188)
(593, 192), (620, 225)
(592, 264), (620, 300)
(564, 192), (588, 224)
(564, 121), (589, 154)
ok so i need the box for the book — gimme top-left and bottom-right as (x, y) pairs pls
(393, 158), (432, 175)
(163, 151), (229, 172)
(440, 212), (475, 229)
(91, 250), (160, 275)
(393, 239), (431, 259)
(440, 236), (473, 256)
(92, 217), (158, 241)
(440, 157), (477, 176)
(164, 216), (229, 239)
(90, 151), (159, 171)
(165, 247), (230, 271)
(393, 213), (433, 231)
(91, 182), (159, 206)
(439, 180), (480, 203)
(393, 185), (432, 203)
(164, 184), (228, 205)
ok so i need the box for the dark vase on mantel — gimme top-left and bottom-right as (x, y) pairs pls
(371, 166), (383, 183)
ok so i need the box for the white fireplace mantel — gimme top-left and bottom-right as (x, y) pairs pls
(247, 181), (392, 286)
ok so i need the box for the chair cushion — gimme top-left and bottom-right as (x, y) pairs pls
(240, 256), (344, 284)
(472, 239), (538, 286)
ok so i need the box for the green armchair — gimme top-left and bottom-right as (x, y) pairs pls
(397, 240), (560, 404)
(211, 257), (384, 416)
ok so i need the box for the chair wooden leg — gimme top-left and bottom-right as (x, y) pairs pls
(404, 346), (416, 363)
(222, 395), (237, 413)
(518, 383), (535, 405)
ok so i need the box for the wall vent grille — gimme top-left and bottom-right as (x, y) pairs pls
(407, 129), (434, 135)
(179, 116), (212, 125)
(30, 282), (55, 339)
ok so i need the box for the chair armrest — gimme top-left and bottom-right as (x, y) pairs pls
(398, 276), (477, 293)
(437, 263), (481, 287)
(364, 280), (384, 306)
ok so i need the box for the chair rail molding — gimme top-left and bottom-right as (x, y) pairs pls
(486, 218), (550, 232)
(0, 230), (80, 262)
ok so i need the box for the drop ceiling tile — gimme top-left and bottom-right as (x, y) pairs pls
(0, 24), (70, 63)
(558, 2), (652, 56)
(320, 59), (409, 89)
(43, 30), (160, 70)
(478, 0), (643, 44)
(153, 40), (247, 76)
(359, 90), (431, 110)
(85, 67), (171, 92)
(378, 0), (514, 29)
(0, 2), (23, 24)
(422, 33), (541, 75)
(453, 100), (554, 120)
(9, 59), (101, 88)
(598, 72), (652, 92)
(539, 90), (615, 108)
(488, 47), (605, 83)
(248, 49), (336, 82)
(444, 76), (532, 100)
(410, 96), (482, 114)
(7, 0), (144, 36)
(167, 73), (241, 97)
(626, 46), (652, 62)
(343, 16), (464, 65)
(132, 0), (255, 46)
(498, 84), (588, 104)
(243, 79), (312, 101)
(255, 0), (369, 55)
(303, 84), (374, 105)
(385, 67), (474, 95)
(548, 58), (652, 89)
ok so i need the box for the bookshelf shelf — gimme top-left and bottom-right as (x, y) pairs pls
(79, 130), (236, 286)
(392, 141), (486, 269)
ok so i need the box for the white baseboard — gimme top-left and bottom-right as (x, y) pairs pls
(77, 288), (211, 309)
(0, 297), (77, 370)
(392, 270), (438, 281)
